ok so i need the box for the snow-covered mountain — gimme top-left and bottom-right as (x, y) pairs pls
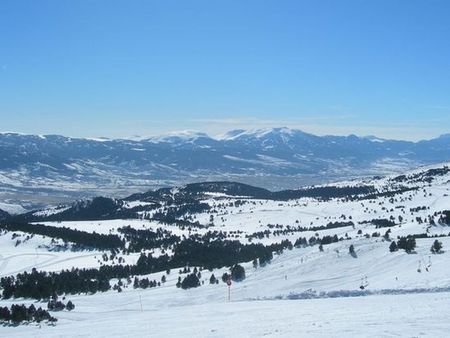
(0, 128), (449, 210)
(1, 162), (450, 336)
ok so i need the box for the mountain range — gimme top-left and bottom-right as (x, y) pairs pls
(0, 128), (449, 211)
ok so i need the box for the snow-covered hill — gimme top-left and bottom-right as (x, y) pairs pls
(1, 128), (449, 211)
(0, 163), (450, 336)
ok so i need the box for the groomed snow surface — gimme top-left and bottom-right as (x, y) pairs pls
(3, 292), (450, 337)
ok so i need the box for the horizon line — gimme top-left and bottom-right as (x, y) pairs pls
(1, 127), (448, 143)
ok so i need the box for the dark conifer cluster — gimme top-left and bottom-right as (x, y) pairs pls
(0, 304), (57, 325)
(294, 234), (341, 247)
(133, 277), (160, 289)
(0, 221), (123, 250)
(47, 294), (75, 312)
(118, 226), (180, 252)
(180, 273), (201, 289)
(396, 236), (417, 253)
(439, 210), (450, 225)
(246, 221), (355, 240)
(370, 219), (396, 228)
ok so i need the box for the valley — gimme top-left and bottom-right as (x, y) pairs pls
(2, 129), (449, 211)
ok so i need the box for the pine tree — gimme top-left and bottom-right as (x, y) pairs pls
(349, 244), (357, 257)
(181, 273), (200, 289)
(389, 241), (398, 252)
(252, 258), (258, 269)
(431, 240), (443, 254)
(66, 301), (75, 311)
(231, 264), (246, 282)
(397, 236), (416, 253)
(406, 237), (416, 253)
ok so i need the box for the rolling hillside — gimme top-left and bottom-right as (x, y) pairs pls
(0, 162), (449, 336)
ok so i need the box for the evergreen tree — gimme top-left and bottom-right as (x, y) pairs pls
(389, 241), (398, 252)
(383, 229), (391, 240)
(431, 240), (443, 254)
(0, 306), (11, 321)
(66, 301), (75, 311)
(397, 236), (416, 253)
(348, 244), (357, 257)
(231, 264), (246, 282)
(406, 237), (416, 253)
(252, 258), (258, 269)
(181, 273), (200, 289)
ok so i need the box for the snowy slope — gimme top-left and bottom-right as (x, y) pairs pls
(1, 162), (450, 336)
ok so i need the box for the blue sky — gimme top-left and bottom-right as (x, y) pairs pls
(1, 0), (449, 140)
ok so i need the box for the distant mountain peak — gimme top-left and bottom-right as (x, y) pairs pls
(217, 127), (311, 141)
(363, 135), (387, 143)
(147, 130), (211, 143)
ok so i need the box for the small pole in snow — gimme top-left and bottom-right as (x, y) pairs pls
(139, 295), (143, 312)
(226, 276), (232, 301)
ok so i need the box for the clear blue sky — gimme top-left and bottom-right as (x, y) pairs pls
(1, 0), (449, 140)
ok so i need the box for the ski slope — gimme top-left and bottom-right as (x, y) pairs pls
(1, 163), (450, 336)
(2, 234), (450, 337)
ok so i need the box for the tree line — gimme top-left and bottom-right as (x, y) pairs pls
(0, 304), (57, 325)
(0, 236), (293, 300)
(0, 221), (123, 250)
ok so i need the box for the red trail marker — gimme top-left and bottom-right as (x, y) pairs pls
(226, 277), (232, 301)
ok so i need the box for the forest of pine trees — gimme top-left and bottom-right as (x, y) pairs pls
(0, 221), (123, 250)
(0, 236), (295, 299)
(0, 304), (57, 324)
